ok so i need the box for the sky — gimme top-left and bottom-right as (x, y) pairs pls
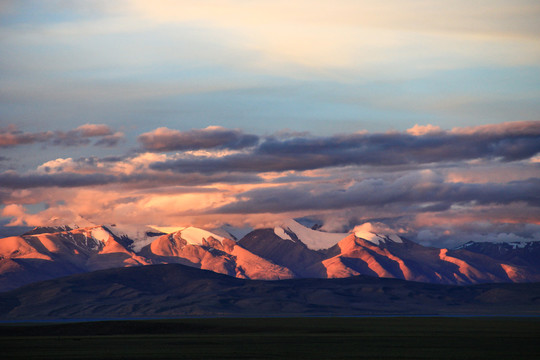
(1, 0), (539, 247)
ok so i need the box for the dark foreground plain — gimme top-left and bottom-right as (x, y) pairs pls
(1, 317), (540, 359)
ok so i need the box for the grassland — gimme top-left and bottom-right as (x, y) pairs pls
(1, 317), (539, 359)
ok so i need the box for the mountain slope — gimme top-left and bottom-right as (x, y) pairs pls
(322, 234), (540, 284)
(457, 241), (540, 270)
(240, 221), (540, 285)
(1, 263), (540, 320)
(0, 226), (149, 291)
(0, 224), (294, 291)
(238, 229), (330, 278)
(140, 227), (294, 280)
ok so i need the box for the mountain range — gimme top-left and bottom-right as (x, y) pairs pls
(1, 219), (539, 293)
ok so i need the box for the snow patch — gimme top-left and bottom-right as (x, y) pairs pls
(91, 227), (110, 243)
(212, 224), (253, 241)
(456, 241), (475, 249)
(509, 242), (528, 249)
(274, 227), (293, 241)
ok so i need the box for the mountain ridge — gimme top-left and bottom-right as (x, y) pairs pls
(1, 219), (539, 292)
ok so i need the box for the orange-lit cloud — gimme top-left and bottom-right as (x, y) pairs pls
(406, 124), (442, 136)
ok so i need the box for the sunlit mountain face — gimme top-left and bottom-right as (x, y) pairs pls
(1, 1), (539, 294)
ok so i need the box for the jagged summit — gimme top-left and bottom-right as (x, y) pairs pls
(272, 219), (403, 250)
(23, 225), (75, 236)
(352, 223), (403, 245)
(105, 224), (165, 252)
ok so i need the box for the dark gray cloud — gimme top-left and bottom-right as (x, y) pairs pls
(93, 133), (124, 147)
(138, 126), (259, 152)
(213, 174), (540, 214)
(51, 124), (119, 146)
(0, 171), (118, 188)
(150, 121), (540, 174)
(133, 186), (221, 195)
(0, 124), (123, 148)
(0, 170), (262, 189)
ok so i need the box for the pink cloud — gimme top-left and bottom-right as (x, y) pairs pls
(450, 120), (540, 136)
(0, 125), (53, 147)
(0, 124), (122, 148)
(138, 126), (259, 152)
(406, 124), (443, 136)
(74, 124), (113, 137)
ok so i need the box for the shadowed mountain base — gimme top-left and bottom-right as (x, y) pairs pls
(1, 264), (540, 320)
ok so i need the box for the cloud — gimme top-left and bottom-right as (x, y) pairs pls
(150, 121), (540, 174)
(51, 124), (122, 146)
(0, 124), (123, 148)
(0, 186), (237, 229)
(406, 124), (442, 136)
(213, 173), (540, 214)
(450, 120), (540, 136)
(0, 125), (54, 147)
(1, 121), (539, 248)
(72, 124), (112, 137)
(138, 126), (259, 152)
(94, 132), (124, 147)
(0, 171), (118, 188)
(0, 169), (263, 189)
(0, 151), (264, 190)
(412, 215), (540, 248)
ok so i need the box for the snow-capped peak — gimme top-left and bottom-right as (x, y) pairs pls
(274, 219), (349, 250)
(106, 224), (165, 252)
(178, 227), (225, 245)
(353, 223), (403, 245)
(273, 219), (403, 250)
